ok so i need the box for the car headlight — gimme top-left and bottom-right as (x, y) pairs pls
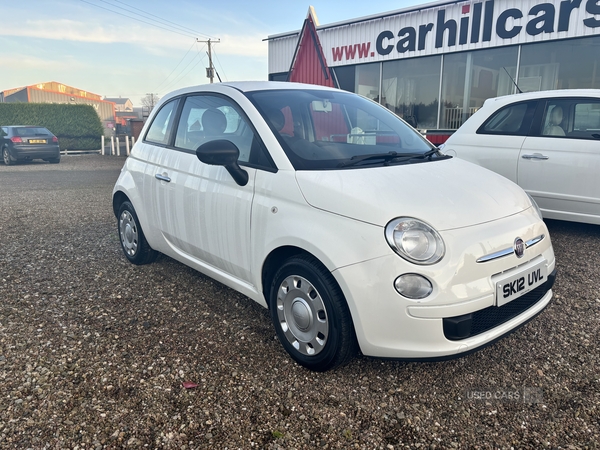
(385, 217), (445, 265)
(526, 193), (543, 220)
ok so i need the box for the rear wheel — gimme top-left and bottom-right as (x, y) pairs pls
(269, 255), (357, 371)
(48, 157), (60, 164)
(117, 201), (157, 265)
(3, 147), (13, 165)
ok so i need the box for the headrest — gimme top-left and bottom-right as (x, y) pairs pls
(202, 108), (227, 135)
(265, 108), (285, 132)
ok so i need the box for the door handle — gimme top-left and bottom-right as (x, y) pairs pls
(155, 173), (171, 182)
(521, 153), (549, 160)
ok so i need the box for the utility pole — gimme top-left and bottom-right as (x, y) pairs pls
(197, 38), (220, 83)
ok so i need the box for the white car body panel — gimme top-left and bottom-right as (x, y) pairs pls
(519, 135), (600, 222)
(113, 81), (556, 361)
(335, 208), (554, 358)
(443, 89), (600, 224)
(295, 157), (530, 230)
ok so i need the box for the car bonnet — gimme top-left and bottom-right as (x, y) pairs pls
(294, 157), (531, 231)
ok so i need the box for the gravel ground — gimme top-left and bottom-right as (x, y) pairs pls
(0, 155), (598, 449)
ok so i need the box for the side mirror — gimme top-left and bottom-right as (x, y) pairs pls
(196, 139), (249, 186)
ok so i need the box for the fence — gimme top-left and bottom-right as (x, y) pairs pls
(59, 135), (136, 156)
(443, 107), (479, 129)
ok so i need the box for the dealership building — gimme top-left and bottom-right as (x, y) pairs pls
(268, 0), (600, 137)
(1, 81), (116, 135)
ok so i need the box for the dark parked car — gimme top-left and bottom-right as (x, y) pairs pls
(1, 126), (61, 165)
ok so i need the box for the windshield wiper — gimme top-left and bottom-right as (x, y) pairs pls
(422, 148), (441, 159)
(338, 151), (418, 168)
(338, 149), (445, 168)
(388, 148), (451, 163)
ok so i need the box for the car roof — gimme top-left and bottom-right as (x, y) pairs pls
(163, 81), (341, 99)
(484, 89), (600, 107)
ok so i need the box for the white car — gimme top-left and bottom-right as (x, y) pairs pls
(112, 81), (556, 371)
(442, 89), (600, 225)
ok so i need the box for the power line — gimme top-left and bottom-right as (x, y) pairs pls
(159, 43), (207, 93)
(98, 0), (215, 39)
(212, 48), (228, 82)
(153, 39), (197, 93)
(79, 0), (196, 38)
(160, 57), (205, 93)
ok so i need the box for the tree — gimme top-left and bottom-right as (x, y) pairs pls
(141, 93), (160, 117)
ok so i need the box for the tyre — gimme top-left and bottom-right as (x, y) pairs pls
(3, 147), (13, 166)
(117, 201), (157, 265)
(269, 254), (357, 371)
(48, 157), (60, 164)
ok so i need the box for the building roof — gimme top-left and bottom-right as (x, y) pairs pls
(266, 0), (457, 39)
(2, 81), (105, 101)
(105, 97), (131, 105)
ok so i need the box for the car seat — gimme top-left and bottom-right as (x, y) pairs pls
(543, 106), (565, 136)
(202, 108), (227, 138)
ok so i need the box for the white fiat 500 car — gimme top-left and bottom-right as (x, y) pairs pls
(112, 82), (556, 371)
(442, 89), (600, 225)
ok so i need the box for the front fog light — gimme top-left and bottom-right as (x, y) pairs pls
(394, 274), (433, 299)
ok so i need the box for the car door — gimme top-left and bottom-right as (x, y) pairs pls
(518, 98), (600, 223)
(149, 93), (275, 283)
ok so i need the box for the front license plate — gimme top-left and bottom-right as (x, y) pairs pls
(29, 139), (47, 144)
(495, 260), (548, 307)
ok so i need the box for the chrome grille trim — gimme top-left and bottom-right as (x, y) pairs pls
(476, 234), (545, 263)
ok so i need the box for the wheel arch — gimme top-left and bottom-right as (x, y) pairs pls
(263, 245), (360, 370)
(112, 190), (131, 218)
(261, 246), (346, 310)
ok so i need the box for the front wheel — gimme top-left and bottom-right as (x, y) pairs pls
(3, 147), (13, 165)
(117, 201), (157, 265)
(269, 255), (357, 371)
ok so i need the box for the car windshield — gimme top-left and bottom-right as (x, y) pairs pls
(246, 89), (437, 170)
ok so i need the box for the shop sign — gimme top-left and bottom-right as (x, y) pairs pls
(323, 0), (600, 64)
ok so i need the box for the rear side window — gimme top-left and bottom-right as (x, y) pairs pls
(533, 98), (600, 140)
(478, 101), (537, 136)
(145, 99), (179, 145)
(570, 101), (600, 140)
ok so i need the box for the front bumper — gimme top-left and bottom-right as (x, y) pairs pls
(333, 209), (556, 359)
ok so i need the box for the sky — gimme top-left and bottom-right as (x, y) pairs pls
(0, 0), (423, 106)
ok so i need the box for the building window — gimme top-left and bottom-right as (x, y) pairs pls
(518, 36), (600, 91)
(381, 55), (441, 129)
(333, 66), (355, 93)
(441, 46), (518, 129)
(355, 63), (380, 102)
(269, 72), (288, 82)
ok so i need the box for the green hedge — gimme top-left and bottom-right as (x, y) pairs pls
(0, 103), (104, 150)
